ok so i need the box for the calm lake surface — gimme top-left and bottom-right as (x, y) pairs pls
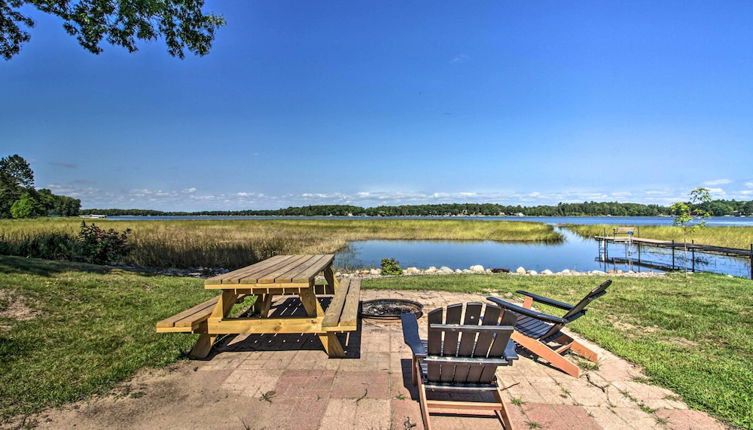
(333, 228), (752, 277)
(107, 215), (753, 277)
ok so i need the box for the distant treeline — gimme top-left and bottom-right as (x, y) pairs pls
(82, 200), (753, 217)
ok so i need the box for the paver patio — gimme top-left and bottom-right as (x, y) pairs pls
(30, 289), (726, 430)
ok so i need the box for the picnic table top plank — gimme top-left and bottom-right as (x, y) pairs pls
(275, 254), (328, 283)
(212, 255), (299, 284)
(204, 255), (289, 285)
(257, 255), (313, 284)
(290, 254), (335, 283)
(205, 254), (335, 286)
(236, 255), (301, 284)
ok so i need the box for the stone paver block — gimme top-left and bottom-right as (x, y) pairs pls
(275, 369), (336, 399)
(266, 396), (329, 430)
(609, 406), (663, 429)
(331, 371), (390, 399)
(598, 359), (644, 382)
(655, 409), (726, 430)
(522, 402), (603, 430)
(320, 398), (358, 429)
(354, 399), (391, 429)
(390, 399), (424, 430)
(584, 406), (634, 430)
(221, 369), (282, 398)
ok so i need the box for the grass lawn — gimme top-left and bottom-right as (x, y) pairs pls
(0, 255), (210, 420)
(2, 255), (752, 428)
(365, 274), (753, 429)
(0, 218), (561, 269)
(564, 223), (753, 250)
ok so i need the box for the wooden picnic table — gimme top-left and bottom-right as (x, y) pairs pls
(156, 254), (361, 359)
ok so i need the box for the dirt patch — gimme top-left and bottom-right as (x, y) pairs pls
(0, 290), (43, 325)
(607, 316), (659, 334)
(659, 338), (700, 348)
(1, 363), (255, 430)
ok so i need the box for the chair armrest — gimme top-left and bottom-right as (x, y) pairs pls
(504, 340), (518, 361)
(486, 297), (568, 324)
(400, 313), (426, 357)
(516, 290), (574, 311)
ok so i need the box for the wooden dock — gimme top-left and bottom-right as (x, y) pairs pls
(595, 257), (678, 273)
(594, 236), (752, 258)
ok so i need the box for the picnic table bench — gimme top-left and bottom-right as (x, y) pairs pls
(155, 254), (360, 358)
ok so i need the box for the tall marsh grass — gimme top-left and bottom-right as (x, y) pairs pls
(564, 224), (753, 250)
(0, 218), (561, 269)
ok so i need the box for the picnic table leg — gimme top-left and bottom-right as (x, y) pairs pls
(188, 291), (237, 359)
(252, 294), (274, 317)
(189, 333), (217, 359)
(323, 266), (339, 293)
(299, 286), (346, 358)
(252, 294), (265, 314)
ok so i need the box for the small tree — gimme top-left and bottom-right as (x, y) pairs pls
(670, 187), (712, 272)
(9, 191), (43, 218)
(380, 258), (403, 276)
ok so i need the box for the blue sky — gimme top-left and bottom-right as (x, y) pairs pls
(2, 0), (753, 210)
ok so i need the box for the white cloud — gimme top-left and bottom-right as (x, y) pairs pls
(703, 179), (732, 186)
(451, 54), (469, 63)
(706, 187), (725, 194)
(745, 182), (753, 188)
(610, 191), (633, 197)
(183, 187), (197, 193)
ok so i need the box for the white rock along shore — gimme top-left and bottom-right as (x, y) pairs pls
(336, 264), (665, 279)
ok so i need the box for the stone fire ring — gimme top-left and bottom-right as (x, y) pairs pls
(360, 299), (424, 320)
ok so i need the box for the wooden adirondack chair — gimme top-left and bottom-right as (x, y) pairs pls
(487, 280), (612, 378)
(401, 302), (519, 430)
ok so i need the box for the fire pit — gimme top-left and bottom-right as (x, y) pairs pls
(360, 299), (424, 320)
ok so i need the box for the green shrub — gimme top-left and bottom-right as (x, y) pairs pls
(75, 222), (132, 264)
(380, 257), (403, 275)
(0, 222), (132, 265)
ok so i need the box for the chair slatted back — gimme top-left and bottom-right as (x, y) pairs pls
(562, 280), (612, 321)
(425, 302), (515, 385)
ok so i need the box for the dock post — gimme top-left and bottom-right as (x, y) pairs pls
(671, 240), (675, 270)
(637, 242), (641, 272)
(691, 240), (695, 273)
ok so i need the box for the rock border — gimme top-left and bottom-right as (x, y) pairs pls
(337, 265), (665, 279)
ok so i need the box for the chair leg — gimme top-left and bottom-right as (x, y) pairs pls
(494, 387), (515, 430)
(512, 332), (581, 377)
(417, 377), (432, 430)
(571, 340), (599, 362)
(411, 355), (418, 386)
(554, 333), (600, 362)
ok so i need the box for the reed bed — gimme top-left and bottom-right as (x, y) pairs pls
(0, 218), (561, 269)
(564, 224), (753, 250)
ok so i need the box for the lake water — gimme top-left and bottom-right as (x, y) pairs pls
(106, 215), (753, 277)
(333, 228), (752, 277)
